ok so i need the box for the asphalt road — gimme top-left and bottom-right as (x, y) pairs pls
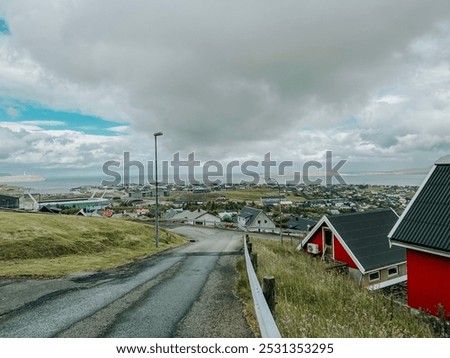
(0, 226), (254, 338)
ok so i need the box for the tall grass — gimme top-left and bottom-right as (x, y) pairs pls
(0, 212), (186, 277)
(237, 238), (433, 338)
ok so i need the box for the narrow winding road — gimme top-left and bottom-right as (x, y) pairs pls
(0, 227), (254, 338)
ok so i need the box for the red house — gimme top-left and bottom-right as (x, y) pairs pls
(388, 155), (450, 319)
(298, 209), (406, 290)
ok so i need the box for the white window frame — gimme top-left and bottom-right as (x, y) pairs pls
(387, 266), (398, 277)
(368, 271), (380, 282)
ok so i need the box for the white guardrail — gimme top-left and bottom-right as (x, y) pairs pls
(243, 237), (282, 338)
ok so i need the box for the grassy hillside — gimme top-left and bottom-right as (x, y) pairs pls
(237, 238), (434, 338)
(170, 188), (306, 203)
(0, 212), (186, 277)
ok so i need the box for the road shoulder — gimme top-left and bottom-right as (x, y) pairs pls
(174, 254), (254, 338)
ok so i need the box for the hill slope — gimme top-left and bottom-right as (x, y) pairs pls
(0, 212), (186, 277)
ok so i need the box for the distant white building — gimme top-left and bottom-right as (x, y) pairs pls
(171, 209), (221, 226)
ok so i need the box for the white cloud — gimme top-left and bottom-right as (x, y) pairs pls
(21, 120), (65, 127)
(0, 121), (40, 132)
(107, 125), (130, 134)
(0, 121), (132, 171)
(375, 95), (409, 105)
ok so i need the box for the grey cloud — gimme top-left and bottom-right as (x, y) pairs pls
(0, 123), (128, 170)
(3, 0), (450, 164)
(0, 126), (25, 158)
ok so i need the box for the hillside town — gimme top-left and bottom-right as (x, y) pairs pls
(0, 181), (418, 225)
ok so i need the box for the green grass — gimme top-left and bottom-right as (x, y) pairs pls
(170, 188), (306, 203)
(237, 238), (434, 338)
(0, 212), (186, 277)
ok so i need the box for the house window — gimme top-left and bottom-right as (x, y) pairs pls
(257, 220), (261, 224)
(264, 220), (267, 223)
(387, 266), (398, 277)
(368, 271), (380, 282)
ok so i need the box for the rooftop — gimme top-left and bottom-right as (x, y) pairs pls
(389, 163), (450, 253)
(239, 206), (264, 226)
(304, 209), (405, 271)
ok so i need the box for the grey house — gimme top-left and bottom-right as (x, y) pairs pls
(237, 206), (276, 232)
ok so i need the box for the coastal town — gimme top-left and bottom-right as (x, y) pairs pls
(0, 181), (418, 226)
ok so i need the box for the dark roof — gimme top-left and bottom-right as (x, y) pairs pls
(389, 163), (450, 253)
(39, 205), (62, 214)
(239, 206), (263, 226)
(286, 216), (318, 231)
(327, 209), (405, 271)
(0, 194), (19, 199)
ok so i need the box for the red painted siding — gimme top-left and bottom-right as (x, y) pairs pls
(308, 224), (324, 253)
(333, 236), (358, 270)
(305, 223), (358, 270)
(407, 249), (450, 318)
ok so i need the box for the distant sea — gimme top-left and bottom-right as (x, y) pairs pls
(0, 172), (428, 195)
(3, 176), (108, 195)
(340, 173), (427, 186)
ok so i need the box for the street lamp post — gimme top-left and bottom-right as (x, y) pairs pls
(154, 132), (163, 247)
(267, 177), (283, 244)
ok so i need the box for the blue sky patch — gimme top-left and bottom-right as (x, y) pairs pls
(0, 18), (10, 35)
(0, 100), (127, 136)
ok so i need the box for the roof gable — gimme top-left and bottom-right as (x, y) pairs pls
(239, 206), (263, 225)
(389, 163), (450, 254)
(172, 209), (208, 220)
(196, 212), (220, 220)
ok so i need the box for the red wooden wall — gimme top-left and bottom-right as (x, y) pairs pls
(305, 224), (358, 270)
(307, 225), (323, 250)
(407, 249), (450, 318)
(333, 237), (358, 270)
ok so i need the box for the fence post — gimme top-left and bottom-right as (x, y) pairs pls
(263, 276), (276, 315)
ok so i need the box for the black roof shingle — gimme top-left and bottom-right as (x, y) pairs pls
(327, 209), (405, 271)
(389, 163), (450, 253)
(286, 216), (318, 231)
(239, 206), (263, 226)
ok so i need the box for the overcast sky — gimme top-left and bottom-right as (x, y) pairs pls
(1, 0), (450, 180)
